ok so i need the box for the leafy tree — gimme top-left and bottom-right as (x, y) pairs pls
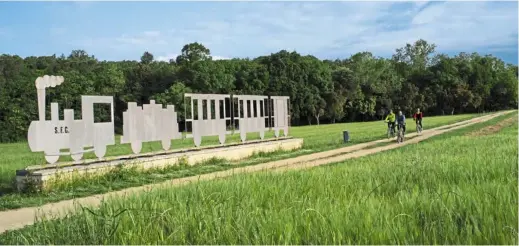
(140, 51), (154, 64)
(0, 39), (516, 142)
(155, 82), (192, 121)
(176, 42), (211, 66)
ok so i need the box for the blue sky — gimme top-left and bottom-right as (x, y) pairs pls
(0, 1), (517, 64)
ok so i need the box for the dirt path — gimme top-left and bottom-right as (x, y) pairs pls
(465, 114), (517, 137)
(0, 111), (513, 234)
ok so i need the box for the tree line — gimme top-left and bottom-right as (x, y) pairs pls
(0, 39), (517, 143)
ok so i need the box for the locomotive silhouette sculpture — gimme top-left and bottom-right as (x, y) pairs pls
(27, 75), (115, 164)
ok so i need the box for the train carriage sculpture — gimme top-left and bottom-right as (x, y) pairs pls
(233, 95), (269, 142)
(184, 93), (291, 146)
(270, 96), (290, 137)
(184, 93), (231, 147)
(120, 100), (182, 154)
(27, 75), (115, 164)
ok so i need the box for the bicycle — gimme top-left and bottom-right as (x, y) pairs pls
(415, 119), (422, 134)
(387, 123), (396, 139)
(397, 124), (405, 143)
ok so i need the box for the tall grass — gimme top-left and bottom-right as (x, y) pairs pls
(1, 115), (515, 244)
(0, 113), (479, 192)
(1, 114), (480, 190)
(0, 147), (313, 211)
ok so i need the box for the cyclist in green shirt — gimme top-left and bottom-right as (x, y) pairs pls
(385, 109), (396, 133)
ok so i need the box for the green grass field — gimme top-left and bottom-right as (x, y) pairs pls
(0, 114), (478, 186)
(0, 113), (516, 244)
(0, 114), (479, 209)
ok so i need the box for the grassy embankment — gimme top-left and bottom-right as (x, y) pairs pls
(0, 112), (516, 244)
(0, 114), (480, 210)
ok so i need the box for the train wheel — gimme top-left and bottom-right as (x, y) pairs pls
(194, 134), (202, 147)
(219, 133), (226, 145)
(44, 155), (59, 164)
(240, 130), (246, 143)
(44, 149), (60, 164)
(71, 152), (83, 162)
(95, 145), (107, 159)
(131, 141), (142, 154)
(161, 139), (171, 151)
(70, 142), (83, 162)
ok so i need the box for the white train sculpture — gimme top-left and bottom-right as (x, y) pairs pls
(27, 75), (115, 164)
(27, 75), (290, 164)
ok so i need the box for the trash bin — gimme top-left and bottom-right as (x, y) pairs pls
(343, 130), (350, 143)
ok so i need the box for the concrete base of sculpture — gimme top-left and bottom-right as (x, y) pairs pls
(16, 137), (303, 191)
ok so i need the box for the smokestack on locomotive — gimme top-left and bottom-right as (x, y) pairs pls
(35, 75), (65, 120)
(28, 75), (65, 155)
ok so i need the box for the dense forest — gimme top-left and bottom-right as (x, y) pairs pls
(0, 39), (517, 143)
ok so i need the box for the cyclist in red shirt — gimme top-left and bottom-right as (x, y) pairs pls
(413, 108), (423, 129)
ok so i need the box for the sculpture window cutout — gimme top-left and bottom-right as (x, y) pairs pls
(204, 100), (208, 120)
(93, 103), (112, 123)
(192, 99), (199, 121)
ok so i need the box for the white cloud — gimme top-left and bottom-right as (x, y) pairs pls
(72, 1), (517, 61)
(73, 30), (166, 50)
(213, 55), (230, 60)
(412, 1), (431, 11)
(143, 30), (161, 37)
(155, 54), (176, 62)
(411, 3), (444, 25)
(228, 1), (517, 58)
(400, 1), (517, 52)
(116, 31), (167, 46)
